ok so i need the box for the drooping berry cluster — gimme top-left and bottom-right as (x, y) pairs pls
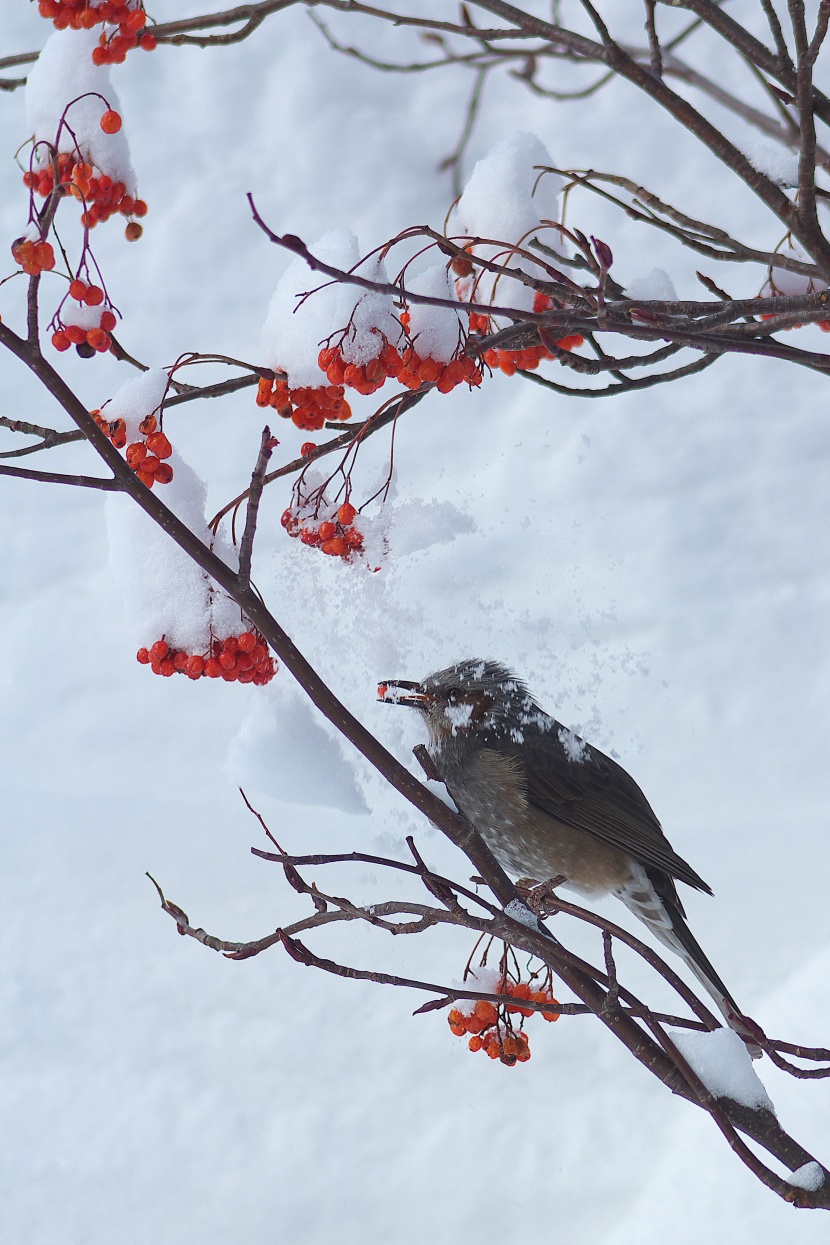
(11, 237), (55, 276)
(23, 153), (147, 234)
(281, 501), (364, 560)
(124, 413), (174, 488)
(447, 975), (560, 1066)
(475, 293), (584, 375)
(397, 310), (483, 392)
(91, 408), (127, 448)
(37, 0), (156, 58)
(318, 340), (403, 396)
(136, 631), (276, 684)
(256, 377), (352, 432)
(51, 278), (117, 354)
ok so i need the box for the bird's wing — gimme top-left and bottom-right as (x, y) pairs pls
(511, 723), (712, 894)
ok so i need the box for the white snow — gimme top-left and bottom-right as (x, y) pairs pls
(626, 267), (678, 302)
(405, 263), (463, 362)
(225, 681), (368, 813)
(789, 1162), (825, 1192)
(104, 369), (242, 651)
(504, 897), (541, 929)
(744, 138), (799, 188)
(456, 132), (562, 245)
(25, 29), (136, 190)
(669, 1027), (775, 1111)
(558, 726), (588, 763)
(262, 229), (400, 385)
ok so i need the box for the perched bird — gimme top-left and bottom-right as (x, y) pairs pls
(378, 658), (744, 1030)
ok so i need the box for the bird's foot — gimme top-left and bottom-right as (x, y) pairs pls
(516, 874), (568, 916)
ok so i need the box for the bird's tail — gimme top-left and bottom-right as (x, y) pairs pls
(618, 865), (758, 1052)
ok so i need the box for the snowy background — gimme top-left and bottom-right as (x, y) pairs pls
(2, 1), (830, 1240)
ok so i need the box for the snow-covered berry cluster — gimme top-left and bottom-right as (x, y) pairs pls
(136, 630), (276, 684)
(124, 413), (174, 488)
(256, 377), (352, 431)
(318, 340), (403, 396)
(281, 500), (364, 561)
(37, 1), (156, 63)
(51, 277), (117, 354)
(447, 973), (560, 1066)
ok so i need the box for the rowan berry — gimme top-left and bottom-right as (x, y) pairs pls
(100, 109), (122, 134)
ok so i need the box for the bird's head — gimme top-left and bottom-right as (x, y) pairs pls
(378, 658), (542, 744)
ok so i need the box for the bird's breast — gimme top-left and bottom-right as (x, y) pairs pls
(438, 745), (633, 896)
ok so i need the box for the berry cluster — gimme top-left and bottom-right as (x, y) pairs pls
(23, 153), (147, 234)
(124, 413), (174, 488)
(91, 408), (127, 448)
(11, 237), (55, 276)
(37, 0), (156, 58)
(476, 292), (584, 375)
(52, 313), (115, 354)
(318, 341), (403, 396)
(136, 631), (276, 684)
(447, 976), (560, 1066)
(398, 310), (483, 392)
(256, 377), (352, 432)
(281, 501), (363, 561)
(52, 278), (117, 354)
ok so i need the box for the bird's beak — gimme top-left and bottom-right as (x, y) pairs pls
(377, 679), (434, 707)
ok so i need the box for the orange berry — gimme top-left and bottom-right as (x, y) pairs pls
(138, 415), (157, 436)
(468, 1035), (483, 1052)
(65, 324), (87, 345)
(337, 502), (356, 525)
(154, 463), (173, 484)
(125, 221), (143, 241)
(185, 655), (205, 677)
(51, 330), (70, 352)
(87, 327), (109, 351)
(69, 279), (87, 301)
(126, 442), (147, 468)
(318, 521), (336, 541)
(237, 631), (256, 653)
(84, 284), (104, 306)
(132, 199), (148, 217)
(473, 1000), (498, 1026)
(204, 657), (222, 678)
(146, 431), (172, 459)
(100, 310), (117, 331)
(100, 109), (122, 134)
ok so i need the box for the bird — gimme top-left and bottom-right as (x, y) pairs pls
(378, 657), (747, 1034)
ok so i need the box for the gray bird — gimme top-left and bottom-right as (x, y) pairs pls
(378, 658), (744, 1029)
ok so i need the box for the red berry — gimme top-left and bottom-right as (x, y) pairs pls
(51, 330), (70, 352)
(337, 502), (356, 526)
(136, 647), (150, 664)
(100, 310), (117, 331)
(100, 109), (122, 134)
(237, 631), (256, 653)
(69, 279), (87, 301)
(154, 463), (173, 485)
(150, 639), (168, 661)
